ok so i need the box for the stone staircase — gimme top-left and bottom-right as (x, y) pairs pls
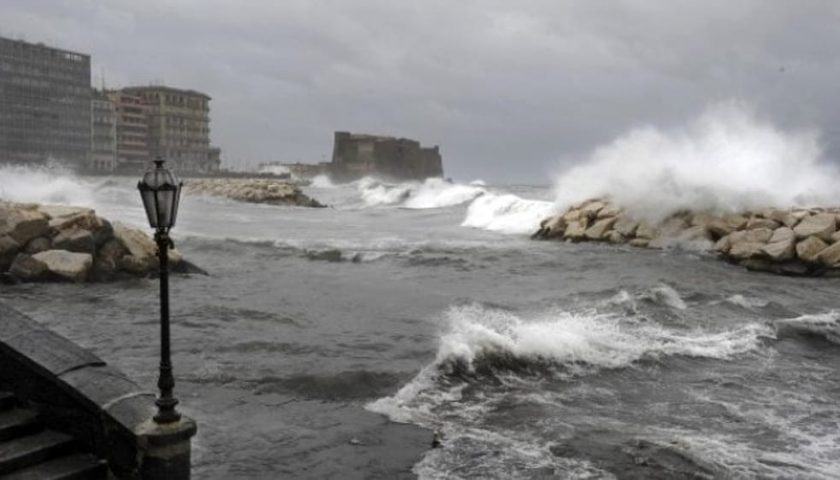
(0, 391), (107, 479)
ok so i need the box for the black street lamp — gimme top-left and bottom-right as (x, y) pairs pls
(138, 157), (184, 424)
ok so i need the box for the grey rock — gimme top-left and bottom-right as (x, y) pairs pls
(24, 236), (51, 254)
(793, 213), (835, 241)
(32, 249), (92, 282)
(52, 228), (95, 255)
(8, 253), (48, 281)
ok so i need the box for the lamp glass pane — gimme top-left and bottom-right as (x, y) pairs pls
(170, 182), (183, 227)
(156, 189), (175, 228)
(139, 187), (158, 228)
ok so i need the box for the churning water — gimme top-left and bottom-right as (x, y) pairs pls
(3, 107), (840, 478)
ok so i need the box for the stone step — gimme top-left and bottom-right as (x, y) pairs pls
(0, 430), (75, 475)
(0, 409), (41, 443)
(0, 392), (15, 411)
(1, 453), (108, 480)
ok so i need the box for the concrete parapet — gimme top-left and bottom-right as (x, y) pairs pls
(0, 302), (196, 479)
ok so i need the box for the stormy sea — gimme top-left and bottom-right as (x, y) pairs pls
(2, 107), (840, 479)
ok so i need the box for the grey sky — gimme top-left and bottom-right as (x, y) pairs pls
(4, 1), (839, 183)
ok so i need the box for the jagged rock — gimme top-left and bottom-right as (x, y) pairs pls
(761, 237), (795, 261)
(563, 209), (582, 222)
(580, 201), (605, 220)
(185, 178), (325, 207)
(690, 212), (716, 228)
(597, 204), (623, 219)
(52, 228), (95, 255)
(723, 214), (748, 230)
(613, 217), (639, 237)
(793, 213), (835, 241)
(713, 235), (732, 253)
(0, 235), (20, 271)
(817, 241), (840, 267)
(584, 217), (617, 240)
(541, 215), (566, 239)
(635, 222), (658, 239)
(729, 242), (765, 260)
(92, 239), (129, 279)
(112, 223), (181, 274)
(769, 227), (795, 244)
(629, 238), (649, 248)
(24, 236), (51, 254)
(706, 218), (734, 238)
(0, 208), (49, 245)
(766, 209), (798, 228)
(746, 217), (780, 230)
(564, 219), (589, 240)
(32, 250), (92, 282)
(831, 230), (840, 244)
(796, 236), (829, 263)
(606, 231), (625, 244)
(729, 228), (773, 244)
(8, 253), (48, 281)
(678, 225), (711, 242)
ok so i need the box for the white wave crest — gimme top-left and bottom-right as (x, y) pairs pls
(774, 310), (840, 344)
(369, 303), (772, 423)
(310, 174), (336, 188)
(461, 193), (555, 235)
(0, 164), (97, 207)
(553, 101), (839, 222)
(358, 177), (485, 209)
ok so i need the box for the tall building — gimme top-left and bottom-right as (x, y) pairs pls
(330, 131), (442, 181)
(90, 89), (116, 171)
(0, 37), (91, 166)
(107, 90), (149, 172)
(122, 86), (220, 173)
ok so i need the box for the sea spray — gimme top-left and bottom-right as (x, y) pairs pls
(358, 177), (486, 209)
(461, 193), (555, 235)
(0, 164), (98, 207)
(552, 101), (838, 222)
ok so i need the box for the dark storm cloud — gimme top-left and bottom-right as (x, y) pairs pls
(3, 1), (839, 182)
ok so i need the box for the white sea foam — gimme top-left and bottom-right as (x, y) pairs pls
(774, 310), (840, 344)
(460, 193), (555, 235)
(369, 303), (772, 422)
(725, 294), (770, 309)
(552, 101), (839, 222)
(0, 164), (98, 207)
(358, 177), (486, 209)
(310, 174), (336, 189)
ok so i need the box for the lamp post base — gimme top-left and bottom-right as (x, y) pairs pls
(139, 415), (197, 480)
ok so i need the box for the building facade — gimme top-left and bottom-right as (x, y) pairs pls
(90, 89), (116, 171)
(330, 131), (442, 181)
(107, 90), (149, 172)
(122, 86), (220, 173)
(0, 37), (91, 166)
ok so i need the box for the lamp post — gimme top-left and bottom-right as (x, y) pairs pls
(138, 157), (183, 424)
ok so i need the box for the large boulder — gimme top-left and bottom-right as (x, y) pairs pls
(113, 223), (158, 274)
(613, 217), (639, 237)
(564, 219), (589, 240)
(706, 218), (734, 238)
(584, 217), (617, 240)
(635, 222), (658, 240)
(52, 228), (95, 255)
(746, 217), (780, 230)
(0, 208), (49, 245)
(796, 236), (829, 263)
(24, 236), (51, 255)
(32, 250), (92, 282)
(8, 253), (48, 281)
(729, 241), (765, 260)
(817, 240), (840, 267)
(92, 238), (129, 280)
(0, 235), (21, 271)
(793, 213), (835, 241)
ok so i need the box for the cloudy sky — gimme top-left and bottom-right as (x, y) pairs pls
(4, 1), (839, 182)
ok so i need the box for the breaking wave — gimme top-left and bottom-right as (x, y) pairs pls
(358, 177), (485, 209)
(461, 193), (555, 235)
(774, 310), (840, 344)
(552, 101), (840, 222)
(368, 302), (772, 422)
(310, 174), (336, 188)
(0, 164), (98, 207)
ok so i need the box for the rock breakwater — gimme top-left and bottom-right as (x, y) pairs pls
(185, 178), (324, 207)
(0, 201), (195, 283)
(533, 198), (840, 276)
